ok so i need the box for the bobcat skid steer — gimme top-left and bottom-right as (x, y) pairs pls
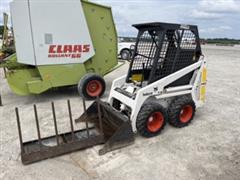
(79, 22), (207, 138)
(16, 22), (207, 164)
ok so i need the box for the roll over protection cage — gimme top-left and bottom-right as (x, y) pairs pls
(127, 22), (202, 86)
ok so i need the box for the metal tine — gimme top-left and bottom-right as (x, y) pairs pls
(15, 107), (25, 153)
(51, 102), (60, 146)
(82, 97), (90, 138)
(141, 63), (145, 87)
(67, 100), (75, 141)
(0, 94), (2, 106)
(33, 104), (42, 148)
(96, 96), (103, 135)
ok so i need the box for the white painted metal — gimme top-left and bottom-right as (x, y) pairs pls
(192, 58), (207, 108)
(10, 0), (95, 66)
(156, 90), (192, 99)
(165, 85), (192, 93)
(108, 59), (206, 132)
(10, 1), (36, 65)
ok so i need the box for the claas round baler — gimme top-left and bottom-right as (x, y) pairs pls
(3, 0), (118, 98)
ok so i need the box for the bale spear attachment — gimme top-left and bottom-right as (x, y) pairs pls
(15, 98), (134, 165)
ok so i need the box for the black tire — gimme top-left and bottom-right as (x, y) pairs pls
(136, 102), (168, 138)
(78, 73), (106, 100)
(120, 49), (131, 60)
(168, 95), (196, 128)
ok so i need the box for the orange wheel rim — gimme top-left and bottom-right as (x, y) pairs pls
(180, 105), (193, 123)
(86, 80), (102, 97)
(147, 112), (164, 133)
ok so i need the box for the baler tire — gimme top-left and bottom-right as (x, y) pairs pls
(168, 95), (196, 128)
(78, 73), (106, 100)
(136, 102), (168, 138)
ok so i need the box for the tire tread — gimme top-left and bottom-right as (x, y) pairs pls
(168, 95), (196, 128)
(136, 102), (168, 138)
(78, 73), (105, 100)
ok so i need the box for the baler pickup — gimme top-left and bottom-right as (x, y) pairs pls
(15, 98), (134, 165)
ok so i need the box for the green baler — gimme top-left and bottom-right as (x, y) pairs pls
(3, 0), (118, 98)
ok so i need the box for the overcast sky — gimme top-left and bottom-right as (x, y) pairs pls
(1, 0), (240, 39)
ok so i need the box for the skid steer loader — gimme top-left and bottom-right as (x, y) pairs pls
(104, 22), (207, 137)
(15, 22), (207, 164)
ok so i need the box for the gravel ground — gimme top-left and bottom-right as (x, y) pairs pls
(0, 45), (240, 180)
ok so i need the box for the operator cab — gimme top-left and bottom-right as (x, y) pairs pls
(126, 22), (202, 88)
